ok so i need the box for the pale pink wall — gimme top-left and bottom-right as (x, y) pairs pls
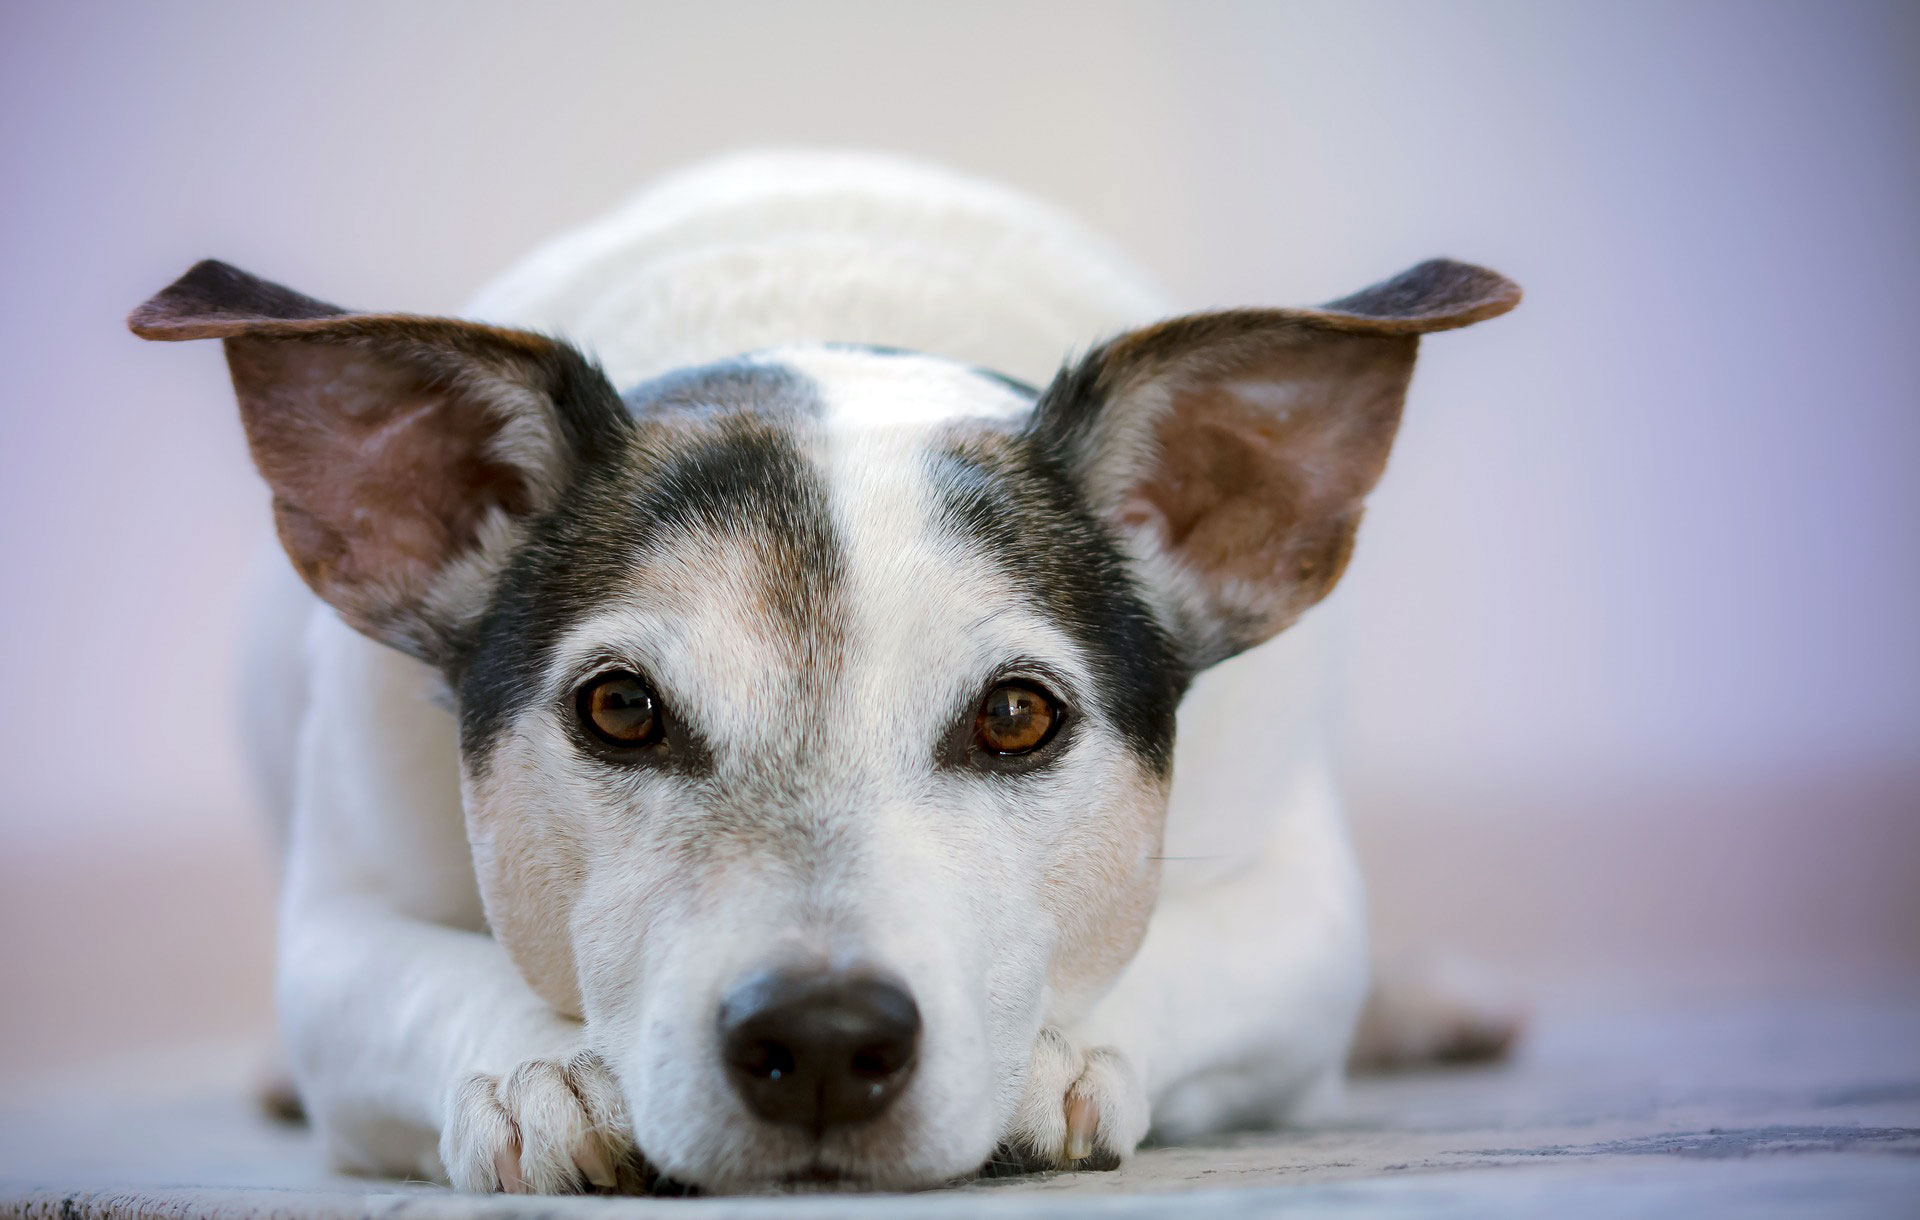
(2, 1), (1914, 1079)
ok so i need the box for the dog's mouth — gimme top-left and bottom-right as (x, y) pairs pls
(617, 1156), (868, 1196)
(775, 1161), (861, 1191)
(771, 1151), (985, 1193)
(764, 1148), (1036, 1193)
(644, 1129), (1011, 1194)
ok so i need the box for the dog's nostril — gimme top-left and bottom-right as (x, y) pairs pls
(736, 1038), (796, 1081)
(849, 1045), (899, 1077)
(718, 970), (920, 1131)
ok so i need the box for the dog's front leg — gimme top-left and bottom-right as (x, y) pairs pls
(277, 900), (641, 1191)
(1058, 760), (1370, 1148)
(274, 614), (642, 1193)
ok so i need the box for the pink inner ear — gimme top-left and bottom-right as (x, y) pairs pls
(1133, 386), (1313, 621)
(1125, 337), (1411, 647)
(229, 337), (531, 636)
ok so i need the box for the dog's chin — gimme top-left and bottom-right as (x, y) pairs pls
(663, 1128), (996, 1195)
(770, 1163), (900, 1194)
(683, 1151), (983, 1195)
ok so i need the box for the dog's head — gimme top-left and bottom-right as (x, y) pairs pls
(132, 257), (1515, 1189)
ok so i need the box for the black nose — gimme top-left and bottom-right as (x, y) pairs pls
(718, 969), (921, 1131)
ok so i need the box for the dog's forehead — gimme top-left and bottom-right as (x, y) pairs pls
(773, 345), (1037, 426)
(617, 345), (1035, 425)
(457, 347), (1182, 773)
(570, 349), (1063, 757)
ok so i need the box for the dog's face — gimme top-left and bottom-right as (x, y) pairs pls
(458, 349), (1184, 1186)
(132, 258), (1516, 1189)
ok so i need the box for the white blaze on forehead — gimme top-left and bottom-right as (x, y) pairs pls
(761, 346), (1034, 429)
(790, 350), (1094, 751)
(522, 345), (1076, 771)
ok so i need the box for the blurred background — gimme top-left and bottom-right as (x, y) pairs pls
(2, 1), (1915, 1092)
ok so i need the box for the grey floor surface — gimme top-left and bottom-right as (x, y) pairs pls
(4, 990), (1917, 1218)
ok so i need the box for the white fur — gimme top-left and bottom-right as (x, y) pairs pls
(257, 150), (1368, 1189)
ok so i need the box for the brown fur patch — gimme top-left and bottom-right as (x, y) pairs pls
(229, 336), (536, 645)
(1127, 330), (1415, 648)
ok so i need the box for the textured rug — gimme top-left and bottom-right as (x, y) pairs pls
(4, 991), (1917, 1218)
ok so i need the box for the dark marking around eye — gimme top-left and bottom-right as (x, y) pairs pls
(926, 431), (1186, 776)
(453, 359), (835, 776)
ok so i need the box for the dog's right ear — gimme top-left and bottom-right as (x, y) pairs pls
(130, 260), (631, 663)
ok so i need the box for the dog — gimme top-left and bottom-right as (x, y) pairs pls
(129, 152), (1519, 1193)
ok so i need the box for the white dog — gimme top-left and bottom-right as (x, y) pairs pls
(130, 152), (1518, 1194)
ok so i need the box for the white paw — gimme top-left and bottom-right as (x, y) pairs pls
(441, 1049), (640, 1194)
(996, 1028), (1149, 1173)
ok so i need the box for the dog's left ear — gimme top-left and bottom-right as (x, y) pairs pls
(1029, 259), (1520, 668)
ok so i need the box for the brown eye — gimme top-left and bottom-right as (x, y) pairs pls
(576, 671), (663, 750)
(974, 682), (1060, 755)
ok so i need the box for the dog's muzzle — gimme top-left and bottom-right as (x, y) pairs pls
(718, 969), (921, 1132)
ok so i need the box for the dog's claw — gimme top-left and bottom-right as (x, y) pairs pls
(575, 1140), (618, 1190)
(1064, 1091), (1097, 1161)
(493, 1143), (524, 1193)
(999, 1028), (1146, 1174)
